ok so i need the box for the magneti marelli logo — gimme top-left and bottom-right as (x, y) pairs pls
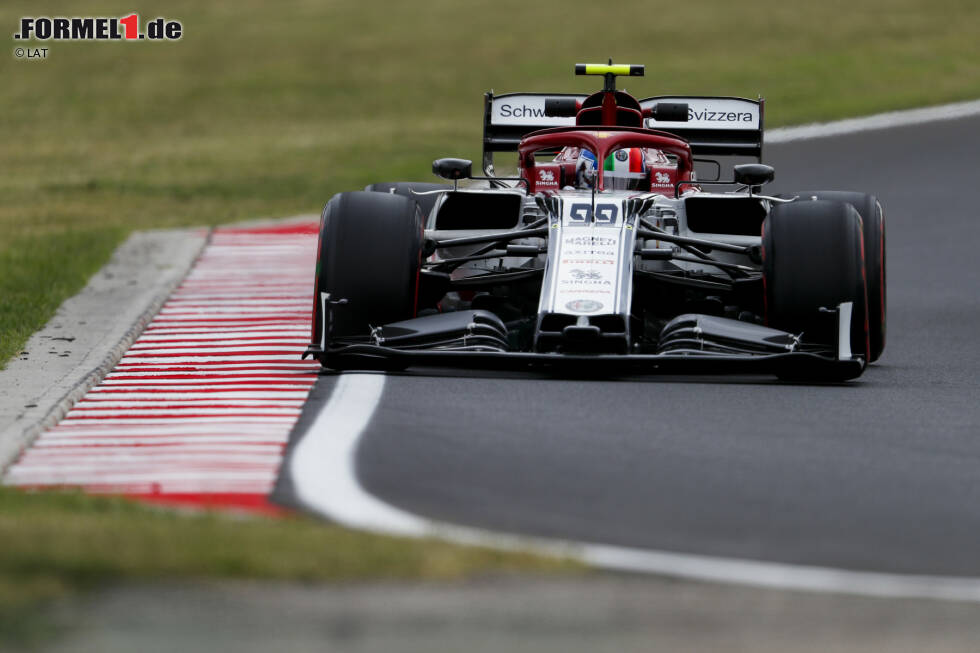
(14, 14), (182, 59)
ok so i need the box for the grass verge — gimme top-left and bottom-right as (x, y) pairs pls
(0, 487), (582, 646)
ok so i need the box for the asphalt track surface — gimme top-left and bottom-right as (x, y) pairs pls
(295, 115), (980, 576)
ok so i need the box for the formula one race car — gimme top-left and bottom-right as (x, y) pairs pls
(304, 62), (886, 380)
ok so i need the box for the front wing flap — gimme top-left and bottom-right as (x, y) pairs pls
(316, 346), (865, 381)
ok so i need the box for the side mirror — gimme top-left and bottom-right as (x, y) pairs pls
(733, 163), (774, 187)
(545, 98), (579, 117)
(647, 102), (689, 122)
(432, 158), (472, 181)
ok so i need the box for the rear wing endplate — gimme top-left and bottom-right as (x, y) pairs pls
(482, 92), (764, 173)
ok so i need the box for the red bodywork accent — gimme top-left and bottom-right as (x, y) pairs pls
(602, 91), (618, 126)
(532, 163), (564, 189)
(519, 127), (693, 193)
(576, 91), (644, 128)
(517, 88), (694, 194)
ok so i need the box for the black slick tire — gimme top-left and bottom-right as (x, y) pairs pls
(782, 191), (885, 361)
(313, 191), (422, 343)
(763, 199), (870, 379)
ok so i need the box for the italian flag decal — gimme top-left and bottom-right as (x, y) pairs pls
(604, 149), (644, 172)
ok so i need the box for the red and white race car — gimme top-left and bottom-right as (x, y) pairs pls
(305, 62), (885, 381)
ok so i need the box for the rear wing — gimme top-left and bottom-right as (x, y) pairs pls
(482, 92), (586, 173)
(640, 96), (765, 159)
(482, 92), (764, 173)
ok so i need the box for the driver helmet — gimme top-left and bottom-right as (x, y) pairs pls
(576, 148), (646, 190)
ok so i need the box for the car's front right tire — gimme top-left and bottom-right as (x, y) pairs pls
(780, 191), (885, 361)
(762, 199), (870, 380)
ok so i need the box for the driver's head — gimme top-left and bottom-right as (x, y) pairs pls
(576, 148), (646, 190)
(607, 147), (646, 174)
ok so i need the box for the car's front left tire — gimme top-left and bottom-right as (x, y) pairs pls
(312, 191), (423, 349)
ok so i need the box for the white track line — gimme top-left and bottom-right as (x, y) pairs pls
(290, 373), (430, 533)
(290, 373), (980, 602)
(767, 98), (980, 142)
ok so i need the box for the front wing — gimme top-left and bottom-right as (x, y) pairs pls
(315, 346), (865, 381)
(306, 307), (867, 381)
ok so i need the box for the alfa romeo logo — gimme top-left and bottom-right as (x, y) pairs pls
(565, 299), (603, 313)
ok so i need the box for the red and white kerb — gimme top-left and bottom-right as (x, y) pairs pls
(4, 222), (321, 514)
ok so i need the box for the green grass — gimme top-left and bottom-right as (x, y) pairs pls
(0, 229), (125, 364)
(2, 0), (980, 363)
(0, 487), (581, 645)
